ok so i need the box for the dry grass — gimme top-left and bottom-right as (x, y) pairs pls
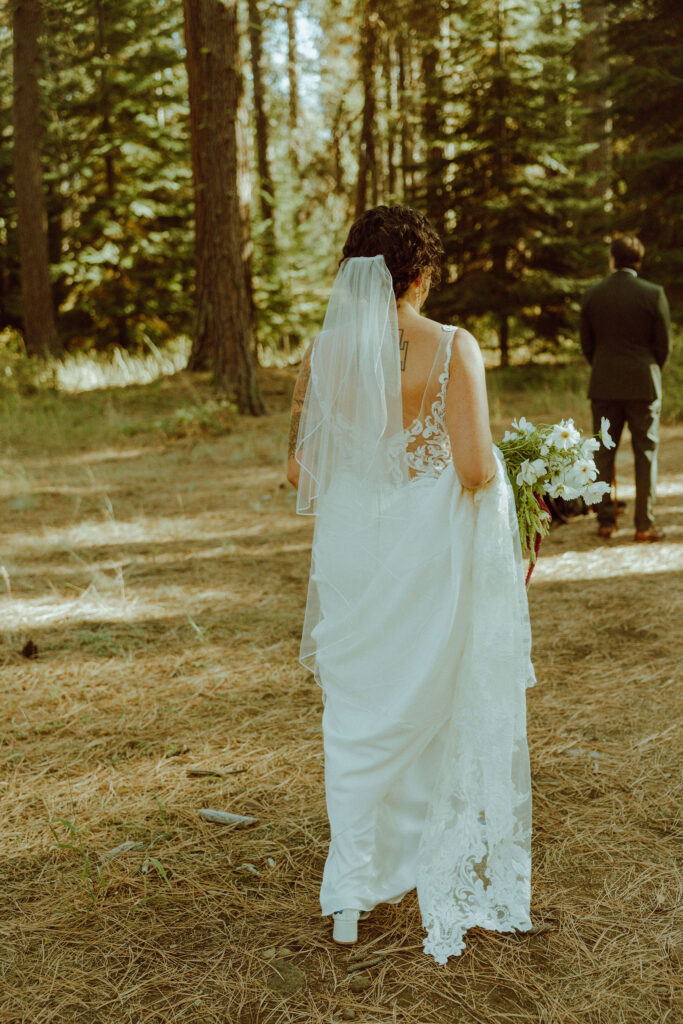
(1, 365), (681, 1024)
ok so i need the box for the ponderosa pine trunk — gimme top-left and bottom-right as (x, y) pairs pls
(384, 35), (397, 199)
(396, 30), (413, 200)
(95, 0), (129, 349)
(246, 0), (275, 234)
(286, 2), (299, 169)
(498, 313), (509, 368)
(355, 0), (378, 218)
(11, 0), (59, 357)
(183, 0), (264, 414)
(417, 0), (445, 235)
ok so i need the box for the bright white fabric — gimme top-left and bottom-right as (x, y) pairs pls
(296, 258), (534, 964)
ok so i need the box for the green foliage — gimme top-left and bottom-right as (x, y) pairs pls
(0, 0), (679, 363)
(155, 398), (238, 439)
(662, 337), (683, 424)
(49, 818), (103, 896)
(1, 0), (193, 352)
(424, 1), (600, 355)
(608, 0), (683, 308)
(0, 328), (50, 394)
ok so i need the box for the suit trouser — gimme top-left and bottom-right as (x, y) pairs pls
(591, 398), (661, 531)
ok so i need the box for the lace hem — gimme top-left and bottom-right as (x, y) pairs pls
(416, 455), (533, 964)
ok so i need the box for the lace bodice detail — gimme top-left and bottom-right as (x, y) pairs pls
(404, 327), (456, 479)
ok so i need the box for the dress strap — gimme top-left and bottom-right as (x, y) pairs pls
(437, 326), (457, 405)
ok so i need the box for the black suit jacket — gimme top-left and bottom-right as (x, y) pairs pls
(580, 270), (671, 401)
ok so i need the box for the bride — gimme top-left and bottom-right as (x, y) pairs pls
(286, 205), (535, 965)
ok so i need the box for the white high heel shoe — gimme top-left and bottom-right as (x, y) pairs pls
(332, 909), (362, 943)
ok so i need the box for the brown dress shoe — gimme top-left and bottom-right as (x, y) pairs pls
(634, 527), (665, 542)
(597, 525), (615, 538)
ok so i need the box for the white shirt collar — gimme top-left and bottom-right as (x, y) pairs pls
(613, 267), (638, 277)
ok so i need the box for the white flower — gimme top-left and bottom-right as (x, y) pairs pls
(502, 429), (519, 443)
(545, 475), (564, 498)
(511, 416), (535, 435)
(565, 459), (598, 489)
(582, 480), (610, 504)
(516, 457), (547, 487)
(600, 417), (616, 449)
(580, 437), (600, 458)
(557, 482), (582, 500)
(545, 418), (581, 452)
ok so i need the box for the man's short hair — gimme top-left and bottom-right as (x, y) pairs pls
(610, 235), (645, 270)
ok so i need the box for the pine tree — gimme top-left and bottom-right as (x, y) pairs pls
(355, 0), (379, 216)
(246, 0), (275, 236)
(11, 0), (59, 357)
(608, 0), (683, 308)
(39, 0), (193, 350)
(183, 0), (264, 413)
(436, 0), (592, 362)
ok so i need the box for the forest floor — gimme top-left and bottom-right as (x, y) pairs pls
(1, 364), (681, 1024)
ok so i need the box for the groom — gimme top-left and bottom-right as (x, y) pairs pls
(580, 235), (671, 541)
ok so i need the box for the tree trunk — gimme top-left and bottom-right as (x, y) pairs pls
(11, 0), (59, 357)
(237, 82), (257, 350)
(499, 314), (509, 368)
(46, 177), (66, 309)
(331, 99), (345, 195)
(182, 0), (264, 414)
(578, 1), (611, 201)
(492, 4), (511, 369)
(418, 2), (445, 235)
(396, 30), (412, 200)
(286, 2), (299, 168)
(384, 35), (396, 199)
(355, 0), (378, 219)
(95, 0), (129, 349)
(246, 0), (275, 233)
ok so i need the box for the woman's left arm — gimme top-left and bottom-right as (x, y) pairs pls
(286, 344), (313, 489)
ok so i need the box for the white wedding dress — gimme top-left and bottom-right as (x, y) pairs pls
(296, 257), (534, 964)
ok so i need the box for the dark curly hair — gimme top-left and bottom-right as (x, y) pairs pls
(341, 205), (444, 299)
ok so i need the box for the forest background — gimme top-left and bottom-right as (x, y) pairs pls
(2, 5), (682, 1020)
(1, 0), (682, 407)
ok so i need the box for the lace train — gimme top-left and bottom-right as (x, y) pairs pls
(417, 452), (533, 964)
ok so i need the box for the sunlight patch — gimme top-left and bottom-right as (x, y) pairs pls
(534, 539), (683, 582)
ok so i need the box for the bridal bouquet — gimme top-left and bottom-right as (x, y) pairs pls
(498, 415), (615, 567)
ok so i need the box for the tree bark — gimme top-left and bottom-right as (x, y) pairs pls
(331, 99), (345, 195)
(95, 0), (129, 349)
(396, 30), (413, 200)
(355, 0), (378, 219)
(499, 314), (509, 368)
(183, 0), (264, 414)
(11, 0), (59, 357)
(417, 1), (445, 235)
(286, 2), (299, 168)
(246, 0), (275, 232)
(578, 1), (611, 201)
(384, 35), (396, 199)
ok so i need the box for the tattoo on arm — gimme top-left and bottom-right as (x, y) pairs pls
(288, 353), (312, 459)
(399, 329), (409, 371)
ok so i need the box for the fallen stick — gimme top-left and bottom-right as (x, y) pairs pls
(198, 808), (258, 828)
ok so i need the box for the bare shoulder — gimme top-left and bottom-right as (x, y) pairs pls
(450, 327), (485, 375)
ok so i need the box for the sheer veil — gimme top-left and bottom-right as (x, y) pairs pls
(295, 255), (414, 702)
(295, 254), (408, 517)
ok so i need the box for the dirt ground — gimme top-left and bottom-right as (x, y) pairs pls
(1, 367), (681, 1024)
